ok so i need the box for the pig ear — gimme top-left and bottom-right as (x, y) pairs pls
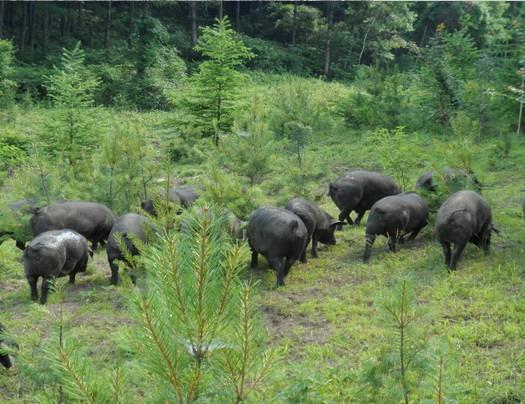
(330, 220), (346, 228)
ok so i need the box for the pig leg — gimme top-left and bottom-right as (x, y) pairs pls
(354, 210), (366, 226)
(69, 272), (77, 284)
(108, 259), (119, 285)
(27, 275), (38, 301)
(40, 276), (52, 305)
(449, 242), (466, 271)
(406, 222), (426, 242)
(338, 208), (354, 226)
(483, 230), (492, 254)
(479, 224), (491, 254)
(300, 235), (311, 263)
(387, 234), (397, 253)
(283, 258), (294, 278)
(441, 241), (451, 267)
(311, 234), (319, 258)
(363, 234), (376, 263)
(268, 256), (286, 287)
(250, 251), (258, 269)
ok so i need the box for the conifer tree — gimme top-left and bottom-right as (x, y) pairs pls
(43, 42), (101, 166)
(180, 17), (254, 146)
(128, 206), (279, 402)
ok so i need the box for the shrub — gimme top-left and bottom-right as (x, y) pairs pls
(0, 39), (15, 106)
(200, 162), (262, 219)
(366, 127), (421, 191)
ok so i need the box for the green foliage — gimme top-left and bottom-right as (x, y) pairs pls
(267, 76), (346, 141)
(45, 42), (101, 109)
(0, 130), (29, 178)
(356, 275), (447, 403)
(0, 39), (15, 105)
(42, 43), (101, 166)
(177, 18), (254, 143)
(38, 280), (130, 404)
(367, 127), (421, 191)
(128, 207), (279, 401)
(224, 97), (277, 186)
(201, 161), (262, 219)
(92, 116), (156, 212)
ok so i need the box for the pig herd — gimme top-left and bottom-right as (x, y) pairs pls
(0, 168), (520, 369)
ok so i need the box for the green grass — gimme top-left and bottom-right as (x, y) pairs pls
(1, 107), (525, 402)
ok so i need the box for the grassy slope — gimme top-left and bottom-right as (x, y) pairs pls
(1, 109), (525, 402)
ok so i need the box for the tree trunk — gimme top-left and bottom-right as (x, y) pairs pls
(128, 1), (134, 49)
(137, 5), (147, 79)
(517, 75), (525, 136)
(104, 0), (112, 48)
(0, 1), (4, 39)
(29, 1), (36, 51)
(21, 2), (28, 52)
(66, 1), (71, 34)
(60, 3), (65, 38)
(77, 1), (82, 37)
(235, 1), (240, 31)
(218, 0), (223, 19)
(43, 7), (49, 50)
(291, 1), (298, 44)
(323, 1), (333, 78)
(190, 1), (197, 47)
(87, 2), (93, 47)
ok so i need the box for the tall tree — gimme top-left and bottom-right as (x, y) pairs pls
(323, 1), (333, 78)
(190, 1), (197, 47)
(104, 0), (112, 48)
(0, 1), (4, 39)
(29, 1), (36, 51)
(180, 17), (254, 146)
(291, 1), (298, 44)
(20, 2), (28, 52)
(235, 0), (240, 32)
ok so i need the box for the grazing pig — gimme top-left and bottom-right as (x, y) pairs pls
(363, 192), (429, 262)
(106, 213), (155, 285)
(30, 201), (116, 250)
(141, 186), (200, 216)
(0, 323), (13, 369)
(329, 170), (400, 226)
(435, 190), (495, 270)
(24, 229), (91, 304)
(416, 168), (482, 193)
(247, 207), (307, 287)
(284, 197), (344, 263)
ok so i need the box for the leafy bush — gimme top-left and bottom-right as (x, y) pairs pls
(267, 76), (347, 138)
(366, 127), (422, 191)
(0, 39), (15, 106)
(200, 161), (262, 219)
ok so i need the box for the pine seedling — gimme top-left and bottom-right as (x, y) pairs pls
(128, 206), (277, 402)
(217, 282), (282, 403)
(42, 279), (129, 404)
(357, 274), (433, 404)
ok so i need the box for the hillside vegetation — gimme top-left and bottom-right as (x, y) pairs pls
(1, 2), (525, 403)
